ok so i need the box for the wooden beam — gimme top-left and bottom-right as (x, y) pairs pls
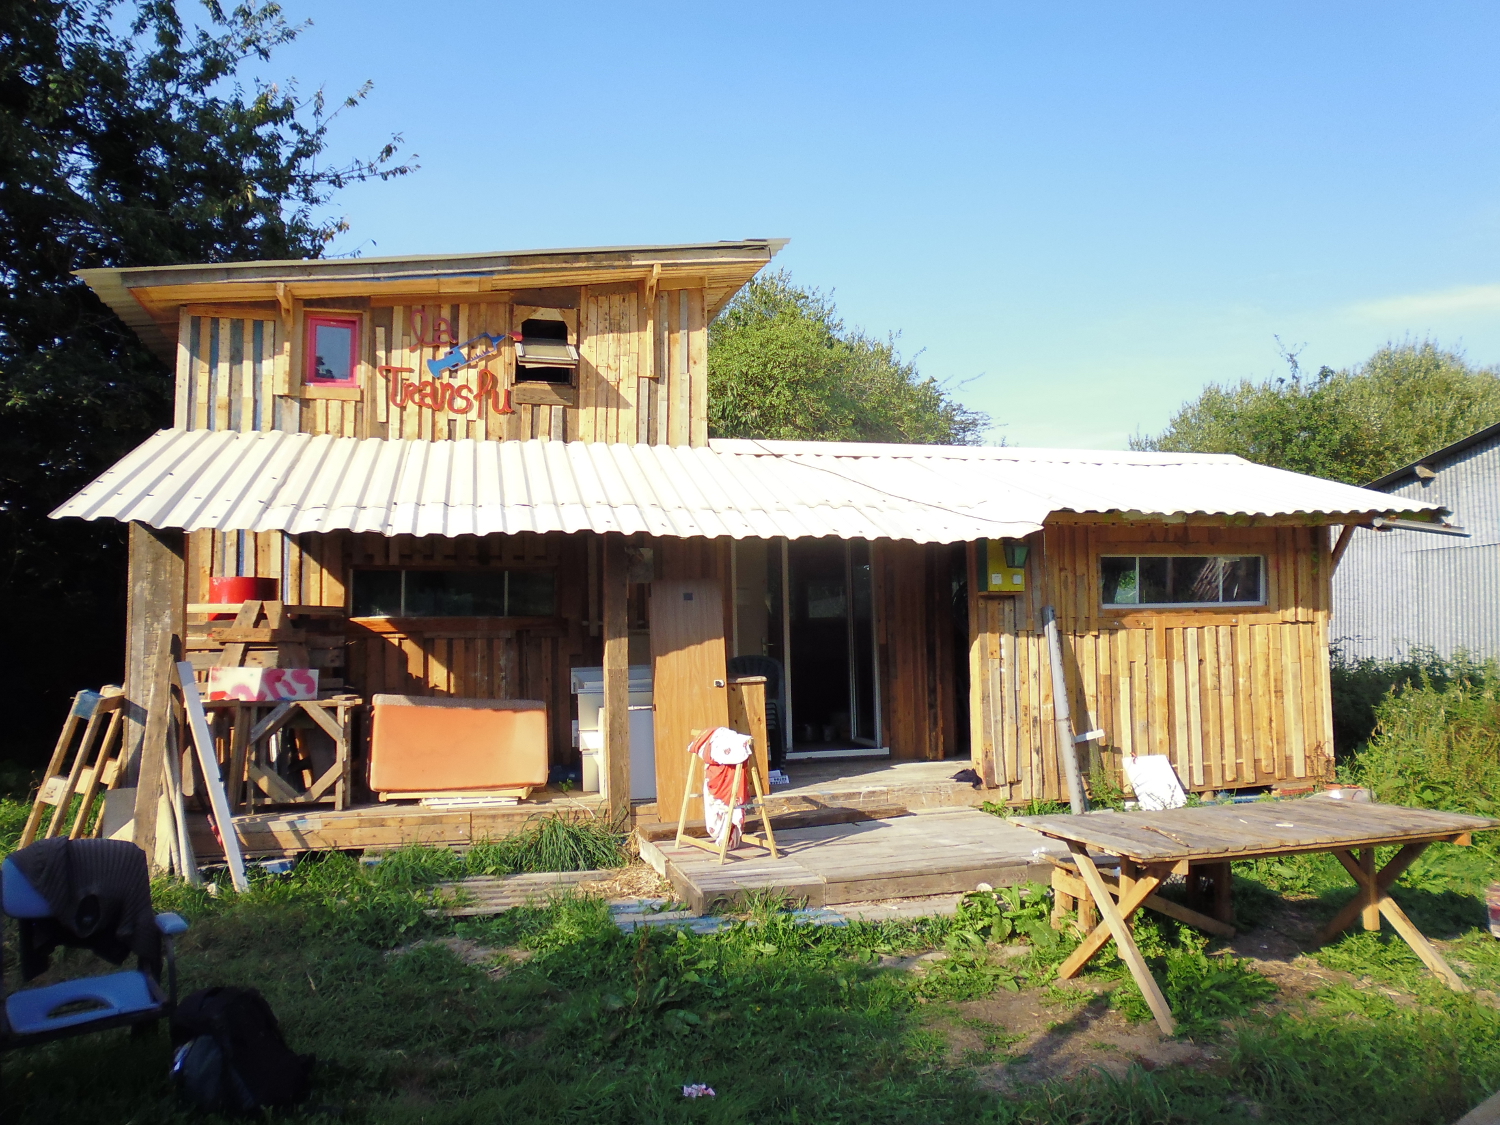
(602, 533), (631, 822)
(125, 523), (185, 868)
(1330, 523), (1358, 571)
(1069, 843), (1177, 1034)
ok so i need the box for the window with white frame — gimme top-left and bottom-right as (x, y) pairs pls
(1100, 555), (1264, 608)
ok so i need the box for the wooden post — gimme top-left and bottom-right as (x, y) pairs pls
(602, 533), (631, 823)
(1210, 861), (1234, 926)
(1330, 523), (1358, 572)
(125, 522), (185, 868)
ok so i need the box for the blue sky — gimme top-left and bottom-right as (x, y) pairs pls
(257, 2), (1500, 447)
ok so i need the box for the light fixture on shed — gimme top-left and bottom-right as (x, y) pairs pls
(1001, 538), (1030, 569)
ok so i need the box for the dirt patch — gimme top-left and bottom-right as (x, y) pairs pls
(390, 936), (534, 977)
(932, 980), (1221, 1088)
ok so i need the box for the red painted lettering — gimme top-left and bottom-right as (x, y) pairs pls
(450, 383), (474, 414)
(411, 307), (456, 348)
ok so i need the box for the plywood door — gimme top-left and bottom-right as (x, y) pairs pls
(652, 579), (729, 818)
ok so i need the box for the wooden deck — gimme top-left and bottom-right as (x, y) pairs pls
(192, 758), (986, 860)
(639, 807), (1064, 914)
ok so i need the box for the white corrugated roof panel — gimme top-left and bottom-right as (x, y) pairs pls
(50, 430), (1442, 543)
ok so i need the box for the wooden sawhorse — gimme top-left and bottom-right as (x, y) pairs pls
(674, 754), (779, 864)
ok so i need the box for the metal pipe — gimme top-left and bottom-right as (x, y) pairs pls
(1043, 605), (1089, 815)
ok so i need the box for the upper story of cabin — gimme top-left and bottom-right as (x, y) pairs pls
(78, 240), (787, 448)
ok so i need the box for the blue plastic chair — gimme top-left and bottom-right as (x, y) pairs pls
(1, 856), (189, 1047)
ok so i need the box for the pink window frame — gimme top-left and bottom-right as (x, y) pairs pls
(304, 315), (361, 385)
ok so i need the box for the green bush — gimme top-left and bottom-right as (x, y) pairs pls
(1348, 660), (1500, 820)
(1328, 648), (1465, 757)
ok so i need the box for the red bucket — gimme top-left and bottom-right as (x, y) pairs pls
(208, 576), (279, 619)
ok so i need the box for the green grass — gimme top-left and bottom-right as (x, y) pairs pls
(5, 661), (1500, 1122)
(2, 821), (1498, 1123)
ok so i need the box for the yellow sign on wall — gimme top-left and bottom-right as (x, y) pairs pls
(982, 539), (1027, 594)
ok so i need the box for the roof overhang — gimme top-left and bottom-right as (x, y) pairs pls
(50, 431), (1445, 544)
(77, 239), (789, 364)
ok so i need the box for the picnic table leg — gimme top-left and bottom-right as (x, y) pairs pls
(1360, 849), (1380, 931)
(1331, 848), (1468, 992)
(1056, 864), (1166, 978)
(1209, 862), (1234, 926)
(1068, 843), (1176, 1035)
(1051, 868), (1076, 929)
(1317, 842), (1427, 944)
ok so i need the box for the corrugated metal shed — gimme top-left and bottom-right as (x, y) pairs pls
(52, 429), (1440, 543)
(1333, 424), (1500, 661)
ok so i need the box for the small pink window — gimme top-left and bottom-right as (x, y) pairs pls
(305, 316), (360, 385)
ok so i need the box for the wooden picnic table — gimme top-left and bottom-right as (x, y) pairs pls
(1010, 797), (1498, 1034)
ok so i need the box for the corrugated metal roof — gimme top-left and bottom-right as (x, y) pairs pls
(50, 430), (1443, 543)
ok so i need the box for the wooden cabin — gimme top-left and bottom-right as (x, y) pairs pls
(56, 241), (1447, 860)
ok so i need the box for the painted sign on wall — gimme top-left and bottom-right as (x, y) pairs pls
(386, 368), (515, 415)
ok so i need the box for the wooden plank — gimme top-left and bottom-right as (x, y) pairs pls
(1217, 625), (1238, 784)
(174, 307), (192, 429)
(213, 317), (231, 431)
(688, 287), (708, 446)
(193, 314), (210, 430)
(1201, 626), (1222, 789)
(1185, 627), (1205, 788)
(1169, 629), (1190, 782)
(175, 662), (249, 892)
(1069, 843), (1175, 1033)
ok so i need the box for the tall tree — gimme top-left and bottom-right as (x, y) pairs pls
(1134, 340), (1500, 483)
(0, 0), (409, 765)
(708, 271), (988, 445)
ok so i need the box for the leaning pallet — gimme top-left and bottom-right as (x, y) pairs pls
(19, 686), (129, 848)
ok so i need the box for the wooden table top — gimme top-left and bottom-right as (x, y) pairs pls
(1010, 797), (1497, 863)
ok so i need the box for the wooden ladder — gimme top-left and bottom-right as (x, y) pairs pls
(19, 687), (128, 848)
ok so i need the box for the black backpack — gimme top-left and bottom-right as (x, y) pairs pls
(170, 986), (314, 1114)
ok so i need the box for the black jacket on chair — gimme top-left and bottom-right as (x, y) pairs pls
(9, 838), (162, 981)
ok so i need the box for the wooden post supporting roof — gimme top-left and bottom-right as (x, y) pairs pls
(602, 534), (631, 822)
(124, 522), (185, 868)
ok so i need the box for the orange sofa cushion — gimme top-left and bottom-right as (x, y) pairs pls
(369, 695), (549, 794)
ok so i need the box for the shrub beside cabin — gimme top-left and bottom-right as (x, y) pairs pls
(56, 242), (1449, 858)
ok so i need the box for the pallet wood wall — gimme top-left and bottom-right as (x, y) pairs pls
(173, 287), (709, 446)
(970, 521), (1335, 802)
(175, 311), (288, 432)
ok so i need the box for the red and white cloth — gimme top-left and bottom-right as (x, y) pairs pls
(686, 726), (755, 848)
